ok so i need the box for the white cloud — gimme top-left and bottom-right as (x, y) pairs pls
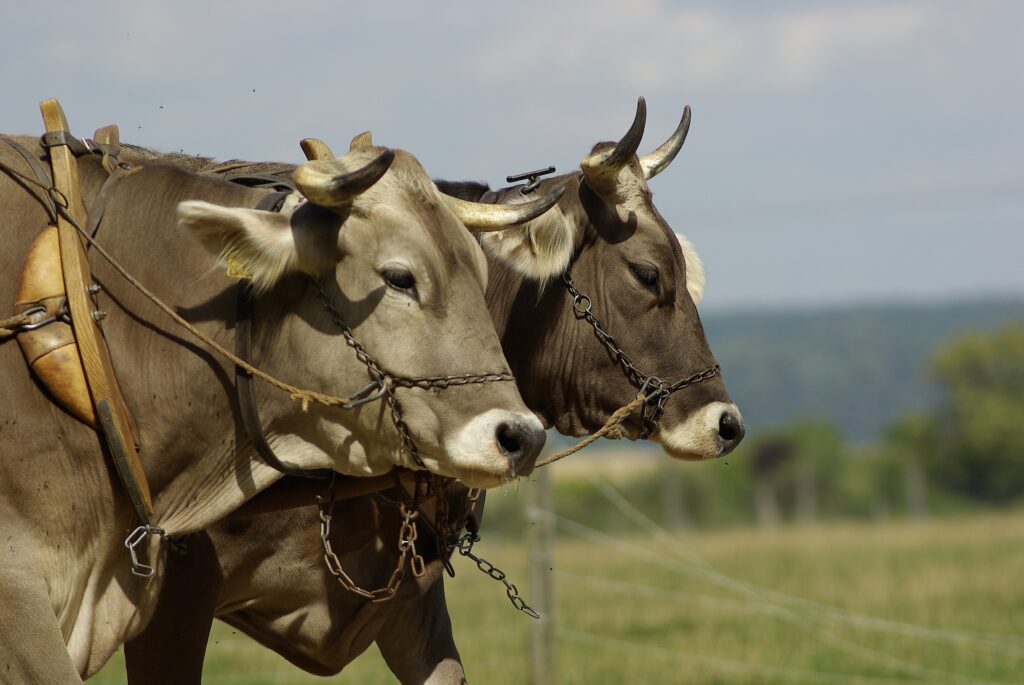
(461, 1), (935, 93)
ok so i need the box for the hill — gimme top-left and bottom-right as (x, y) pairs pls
(702, 296), (1024, 439)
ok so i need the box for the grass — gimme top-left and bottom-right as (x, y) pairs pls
(92, 503), (1024, 684)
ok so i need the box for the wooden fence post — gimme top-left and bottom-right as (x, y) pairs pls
(527, 468), (556, 685)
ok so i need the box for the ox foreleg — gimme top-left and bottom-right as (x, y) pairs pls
(0, 563), (85, 683)
(376, 577), (467, 685)
(123, 532), (222, 685)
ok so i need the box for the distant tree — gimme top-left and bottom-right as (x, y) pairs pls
(882, 414), (935, 517)
(925, 325), (1024, 504)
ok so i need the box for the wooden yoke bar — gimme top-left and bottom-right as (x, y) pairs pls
(39, 98), (154, 518)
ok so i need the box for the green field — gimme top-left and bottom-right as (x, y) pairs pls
(93, 505), (1024, 684)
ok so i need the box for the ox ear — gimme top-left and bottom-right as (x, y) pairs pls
(178, 200), (336, 292)
(477, 204), (576, 281)
(676, 232), (706, 304)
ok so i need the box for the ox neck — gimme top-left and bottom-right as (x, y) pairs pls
(79, 163), (299, 535)
(485, 250), (606, 438)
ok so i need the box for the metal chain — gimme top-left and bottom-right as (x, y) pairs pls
(317, 485), (426, 602)
(450, 531), (540, 619)
(561, 271), (720, 438)
(311, 280), (514, 468)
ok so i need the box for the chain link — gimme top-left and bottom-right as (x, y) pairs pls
(317, 485), (426, 602)
(450, 531), (540, 619)
(561, 272), (720, 438)
(310, 280), (515, 468)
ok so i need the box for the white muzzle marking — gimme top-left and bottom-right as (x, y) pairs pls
(443, 408), (543, 485)
(657, 401), (742, 460)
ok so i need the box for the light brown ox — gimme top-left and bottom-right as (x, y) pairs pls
(0, 132), (564, 681)
(124, 99), (744, 684)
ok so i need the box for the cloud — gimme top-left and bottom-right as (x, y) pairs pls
(460, 1), (935, 93)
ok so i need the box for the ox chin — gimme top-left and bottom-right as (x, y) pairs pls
(656, 401), (745, 461)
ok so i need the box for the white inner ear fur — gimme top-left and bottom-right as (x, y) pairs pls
(676, 232), (706, 304)
(178, 198), (330, 292)
(477, 204), (575, 281)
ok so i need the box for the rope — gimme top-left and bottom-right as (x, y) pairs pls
(535, 394), (647, 467)
(55, 203), (372, 411)
(0, 312), (34, 340)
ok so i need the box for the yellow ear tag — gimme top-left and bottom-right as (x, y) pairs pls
(226, 257), (253, 280)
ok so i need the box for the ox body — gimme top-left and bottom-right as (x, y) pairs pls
(0, 134), (553, 681)
(124, 101), (745, 684)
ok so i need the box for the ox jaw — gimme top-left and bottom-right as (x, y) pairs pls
(656, 401), (743, 461)
(259, 406), (546, 489)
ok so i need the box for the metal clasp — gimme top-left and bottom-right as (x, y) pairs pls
(506, 166), (556, 195)
(339, 378), (388, 410)
(124, 525), (164, 578)
(16, 298), (70, 331)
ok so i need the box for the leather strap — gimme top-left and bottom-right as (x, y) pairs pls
(86, 162), (140, 246)
(467, 489), (486, 536)
(221, 173), (295, 191)
(0, 134), (57, 221)
(229, 473), (396, 518)
(40, 130), (95, 157)
(235, 282), (332, 481)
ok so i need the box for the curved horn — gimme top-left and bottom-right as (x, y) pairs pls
(350, 131), (373, 150)
(581, 97), (647, 172)
(292, 150), (395, 209)
(442, 187), (566, 232)
(640, 105), (691, 180)
(300, 138), (335, 161)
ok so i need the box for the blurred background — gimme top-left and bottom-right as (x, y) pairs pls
(5, 0), (1022, 682)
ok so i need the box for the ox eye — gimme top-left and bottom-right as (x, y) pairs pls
(629, 263), (660, 293)
(381, 267), (417, 297)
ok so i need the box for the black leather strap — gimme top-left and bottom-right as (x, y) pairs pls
(85, 163), (139, 246)
(467, 490), (486, 535)
(235, 282), (333, 480)
(221, 173), (296, 192)
(40, 130), (94, 157)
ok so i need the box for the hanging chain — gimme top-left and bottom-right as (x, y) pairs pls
(449, 530), (540, 619)
(317, 484), (426, 602)
(561, 272), (720, 438)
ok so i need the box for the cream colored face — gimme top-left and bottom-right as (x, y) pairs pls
(178, 147), (548, 487)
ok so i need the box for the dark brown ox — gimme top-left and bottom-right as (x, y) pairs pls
(124, 100), (744, 683)
(0, 131), (559, 681)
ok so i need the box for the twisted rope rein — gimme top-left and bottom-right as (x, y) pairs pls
(0, 312), (36, 340)
(536, 394), (648, 468)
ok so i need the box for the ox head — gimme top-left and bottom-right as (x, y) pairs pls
(177, 138), (566, 487)
(473, 98), (743, 460)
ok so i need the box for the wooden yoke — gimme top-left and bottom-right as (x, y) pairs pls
(39, 98), (153, 518)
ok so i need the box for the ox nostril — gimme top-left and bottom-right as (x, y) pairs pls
(496, 421), (545, 472)
(718, 411), (745, 452)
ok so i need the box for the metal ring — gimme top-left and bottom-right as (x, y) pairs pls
(572, 294), (592, 314)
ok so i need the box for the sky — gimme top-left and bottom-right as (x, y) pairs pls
(3, 0), (1022, 312)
